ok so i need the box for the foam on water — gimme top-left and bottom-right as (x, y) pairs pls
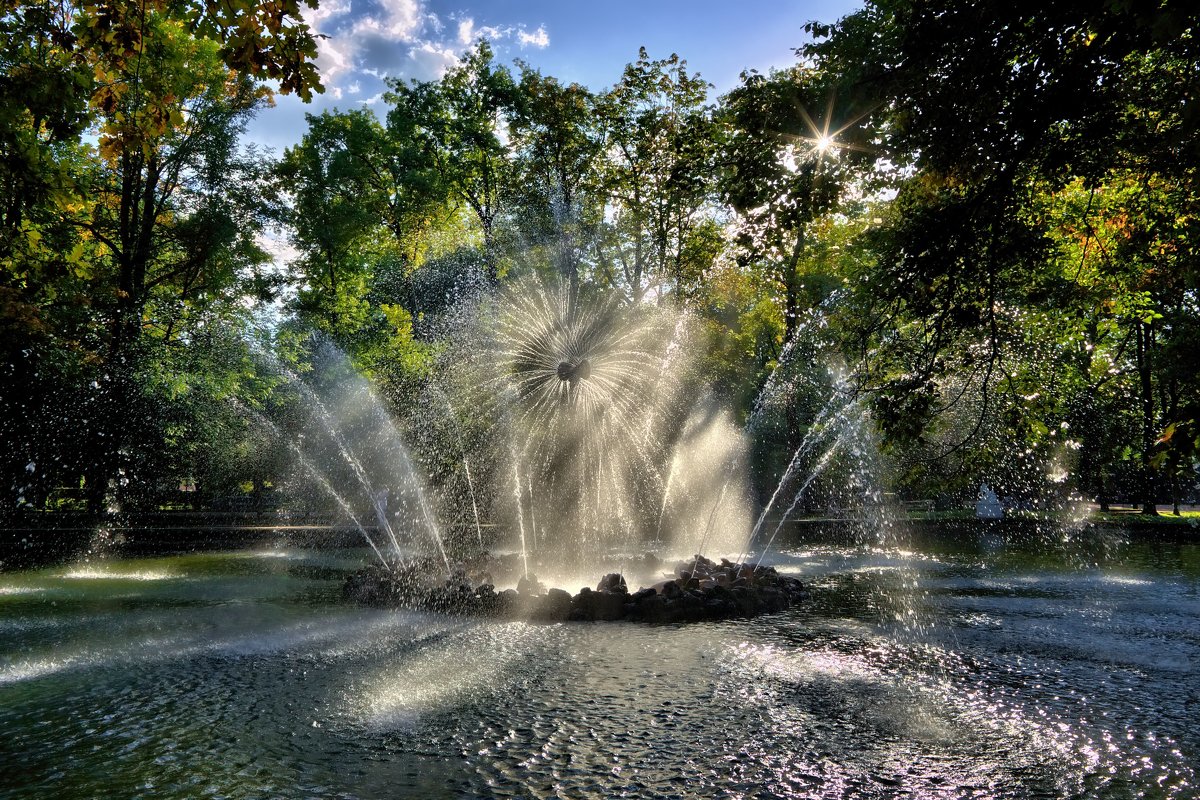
(0, 584), (44, 596)
(61, 567), (178, 581)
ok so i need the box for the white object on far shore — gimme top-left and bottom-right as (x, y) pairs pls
(976, 483), (1004, 519)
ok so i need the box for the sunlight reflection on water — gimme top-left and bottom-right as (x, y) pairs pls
(61, 567), (178, 581)
(0, 541), (1195, 799)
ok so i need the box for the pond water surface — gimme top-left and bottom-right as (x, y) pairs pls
(1, 529), (1197, 798)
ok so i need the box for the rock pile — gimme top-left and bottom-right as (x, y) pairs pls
(344, 554), (806, 623)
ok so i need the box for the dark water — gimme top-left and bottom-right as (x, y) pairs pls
(1, 530), (1197, 799)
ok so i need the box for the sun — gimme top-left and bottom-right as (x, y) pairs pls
(785, 89), (878, 163)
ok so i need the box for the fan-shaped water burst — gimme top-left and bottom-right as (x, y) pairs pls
(471, 276), (751, 564)
(245, 343), (452, 573)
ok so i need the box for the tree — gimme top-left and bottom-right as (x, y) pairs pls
(592, 48), (719, 304)
(506, 64), (603, 292)
(385, 42), (515, 282)
(276, 110), (396, 339)
(803, 0), (1200, 507)
(719, 64), (876, 344)
(0, 0), (322, 510)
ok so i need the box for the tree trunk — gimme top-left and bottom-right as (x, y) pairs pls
(783, 229), (805, 345)
(85, 154), (159, 512)
(1135, 320), (1158, 516)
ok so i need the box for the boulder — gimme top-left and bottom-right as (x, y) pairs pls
(342, 553), (807, 623)
(596, 573), (628, 594)
(628, 591), (670, 623)
(570, 586), (626, 621)
(517, 574), (544, 596)
(495, 588), (520, 616)
(629, 587), (657, 603)
(730, 586), (764, 616)
(532, 587), (573, 621)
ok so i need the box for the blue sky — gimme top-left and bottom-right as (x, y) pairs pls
(244, 0), (864, 152)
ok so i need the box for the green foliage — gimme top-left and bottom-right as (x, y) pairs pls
(0, 0), (321, 510)
(693, 257), (785, 415)
(505, 64), (603, 287)
(5, 6), (1199, 513)
(385, 42), (515, 282)
(800, 0), (1200, 506)
(592, 48), (719, 303)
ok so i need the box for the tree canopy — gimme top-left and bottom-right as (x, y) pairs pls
(3, 1), (1198, 517)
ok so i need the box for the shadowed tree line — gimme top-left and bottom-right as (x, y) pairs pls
(1, 0), (1197, 516)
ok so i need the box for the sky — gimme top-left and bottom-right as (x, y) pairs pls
(244, 0), (865, 152)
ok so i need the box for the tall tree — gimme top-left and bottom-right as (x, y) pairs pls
(593, 48), (719, 304)
(385, 42), (515, 282)
(720, 64), (876, 343)
(0, 0), (322, 510)
(276, 110), (395, 337)
(804, 0), (1200, 508)
(506, 64), (603, 292)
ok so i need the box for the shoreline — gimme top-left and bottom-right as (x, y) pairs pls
(1, 512), (1195, 572)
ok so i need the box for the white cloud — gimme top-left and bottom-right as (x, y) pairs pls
(517, 25), (549, 49)
(374, 0), (422, 39)
(458, 17), (511, 45)
(350, 15), (387, 37)
(306, 1), (549, 93)
(457, 17), (475, 45)
(315, 34), (360, 87)
(302, 0), (352, 30)
(251, 0), (550, 148)
(479, 24), (509, 41)
(407, 41), (460, 80)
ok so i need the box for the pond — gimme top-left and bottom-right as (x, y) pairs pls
(1, 529), (1197, 798)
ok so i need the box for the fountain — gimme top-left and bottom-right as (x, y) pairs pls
(317, 275), (805, 620)
(3, 278), (1197, 799)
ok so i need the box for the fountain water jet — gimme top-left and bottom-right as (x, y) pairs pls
(467, 276), (748, 566)
(245, 343), (454, 574)
(336, 275), (810, 617)
(232, 400), (392, 567)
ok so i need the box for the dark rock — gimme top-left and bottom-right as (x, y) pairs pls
(593, 591), (626, 620)
(532, 587), (573, 621)
(628, 590), (667, 622)
(730, 586), (763, 616)
(343, 553), (807, 624)
(676, 554), (717, 580)
(757, 587), (785, 612)
(703, 596), (736, 618)
(596, 573), (628, 594)
(568, 586), (593, 622)
(571, 586), (626, 621)
(517, 574), (544, 595)
(495, 588), (520, 616)
(630, 587), (657, 603)
(675, 590), (704, 622)
(472, 584), (498, 614)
